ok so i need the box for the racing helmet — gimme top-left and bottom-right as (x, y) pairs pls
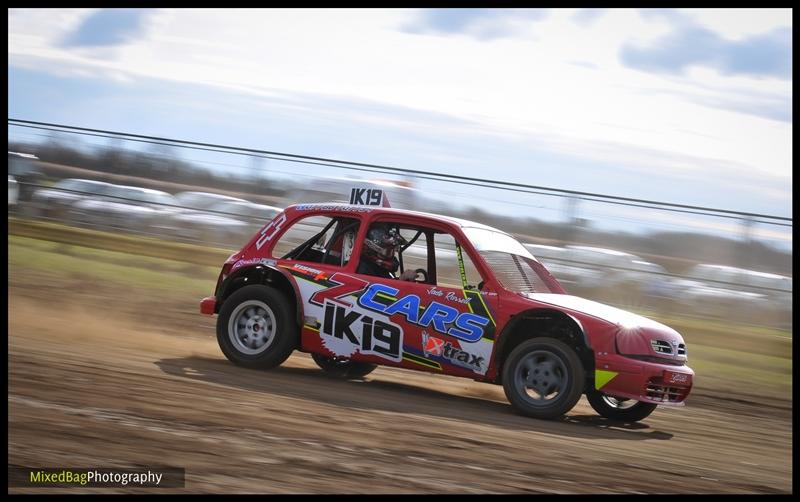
(362, 224), (405, 271)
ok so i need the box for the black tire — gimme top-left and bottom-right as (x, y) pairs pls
(216, 285), (298, 369)
(502, 337), (585, 420)
(585, 387), (657, 422)
(311, 353), (378, 379)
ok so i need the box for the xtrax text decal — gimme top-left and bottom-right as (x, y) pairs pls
(422, 331), (486, 374)
(358, 284), (491, 343)
(321, 300), (403, 362)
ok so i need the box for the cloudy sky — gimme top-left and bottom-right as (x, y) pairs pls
(7, 8), (793, 241)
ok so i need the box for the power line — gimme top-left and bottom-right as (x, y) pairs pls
(8, 117), (792, 224)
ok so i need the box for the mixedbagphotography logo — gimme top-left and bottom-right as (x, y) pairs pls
(8, 466), (185, 488)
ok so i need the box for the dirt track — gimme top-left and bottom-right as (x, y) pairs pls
(8, 277), (792, 493)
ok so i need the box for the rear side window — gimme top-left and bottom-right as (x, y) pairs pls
(270, 215), (360, 267)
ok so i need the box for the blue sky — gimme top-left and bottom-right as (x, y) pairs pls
(7, 8), (792, 246)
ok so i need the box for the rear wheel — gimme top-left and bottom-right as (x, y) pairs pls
(585, 386), (657, 422)
(217, 285), (298, 369)
(502, 338), (585, 420)
(311, 353), (377, 379)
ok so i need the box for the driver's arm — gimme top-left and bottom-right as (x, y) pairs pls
(399, 269), (417, 281)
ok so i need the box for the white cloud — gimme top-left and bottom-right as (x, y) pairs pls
(681, 8), (792, 40)
(8, 8), (793, 190)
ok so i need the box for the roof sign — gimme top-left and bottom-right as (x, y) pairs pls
(349, 187), (391, 207)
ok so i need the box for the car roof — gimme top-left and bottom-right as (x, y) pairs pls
(287, 202), (508, 235)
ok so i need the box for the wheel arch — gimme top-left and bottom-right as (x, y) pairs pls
(217, 265), (303, 327)
(493, 308), (594, 384)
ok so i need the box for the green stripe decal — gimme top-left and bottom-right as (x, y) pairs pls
(403, 352), (441, 370)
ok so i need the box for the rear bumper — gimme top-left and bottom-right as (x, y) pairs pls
(200, 296), (217, 315)
(595, 354), (694, 406)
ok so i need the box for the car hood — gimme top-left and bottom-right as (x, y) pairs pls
(522, 293), (666, 329)
(521, 293), (686, 359)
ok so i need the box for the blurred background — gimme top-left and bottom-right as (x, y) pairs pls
(7, 119), (792, 330)
(8, 8), (792, 493)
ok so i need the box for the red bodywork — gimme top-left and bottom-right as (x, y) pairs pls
(201, 203), (693, 406)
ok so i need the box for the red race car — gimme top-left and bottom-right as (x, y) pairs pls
(200, 188), (693, 421)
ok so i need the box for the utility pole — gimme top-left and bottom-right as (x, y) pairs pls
(561, 195), (580, 245)
(739, 216), (755, 270)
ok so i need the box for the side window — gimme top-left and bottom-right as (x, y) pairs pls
(270, 215), (360, 267)
(434, 232), (484, 290)
(357, 221), (413, 280)
(353, 222), (483, 289)
(395, 227), (428, 273)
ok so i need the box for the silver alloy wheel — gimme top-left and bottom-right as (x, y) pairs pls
(600, 394), (639, 409)
(228, 300), (277, 355)
(514, 350), (568, 406)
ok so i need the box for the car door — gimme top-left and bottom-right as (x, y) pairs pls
(342, 222), (499, 377)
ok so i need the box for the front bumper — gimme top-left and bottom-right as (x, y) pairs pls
(594, 354), (694, 406)
(200, 296), (217, 315)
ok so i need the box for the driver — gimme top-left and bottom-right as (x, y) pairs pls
(357, 224), (417, 281)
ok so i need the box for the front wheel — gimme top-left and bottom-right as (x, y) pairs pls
(217, 285), (298, 369)
(585, 386), (657, 422)
(311, 353), (377, 379)
(502, 338), (585, 420)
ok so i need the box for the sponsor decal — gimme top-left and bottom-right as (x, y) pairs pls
(255, 213), (287, 250)
(309, 272), (369, 307)
(231, 257), (277, 271)
(422, 331), (485, 372)
(426, 287), (471, 305)
(321, 300), (403, 362)
(664, 370), (691, 385)
(455, 244), (469, 289)
(421, 330), (445, 356)
(292, 263), (327, 281)
(296, 204), (373, 212)
(446, 291), (471, 305)
(426, 287), (444, 298)
(358, 283), (490, 343)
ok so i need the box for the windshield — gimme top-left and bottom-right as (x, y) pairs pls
(462, 227), (564, 294)
(463, 227), (534, 257)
